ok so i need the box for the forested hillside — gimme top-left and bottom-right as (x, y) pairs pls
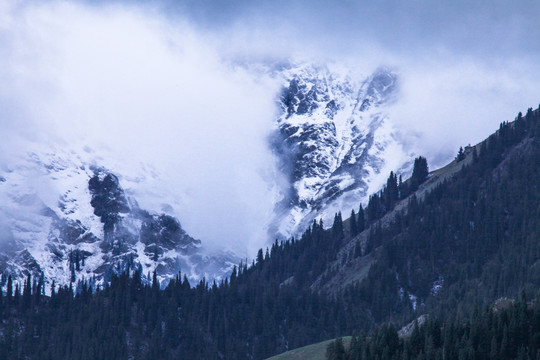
(326, 292), (540, 360)
(0, 105), (540, 359)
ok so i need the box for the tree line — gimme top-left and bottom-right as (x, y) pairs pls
(0, 105), (540, 359)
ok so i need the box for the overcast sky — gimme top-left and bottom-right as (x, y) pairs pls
(1, 0), (539, 255)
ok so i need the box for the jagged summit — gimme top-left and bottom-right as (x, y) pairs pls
(0, 61), (417, 290)
(0, 151), (236, 292)
(270, 63), (415, 239)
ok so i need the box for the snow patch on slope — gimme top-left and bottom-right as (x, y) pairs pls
(270, 62), (416, 239)
(0, 144), (238, 293)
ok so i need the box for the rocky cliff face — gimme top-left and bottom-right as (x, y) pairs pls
(270, 63), (416, 238)
(0, 152), (236, 292)
(0, 61), (417, 291)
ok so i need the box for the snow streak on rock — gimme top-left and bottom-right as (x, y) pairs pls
(0, 150), (237, 292)
(270, 63), (416, 239)
(0, 62), (417, 290)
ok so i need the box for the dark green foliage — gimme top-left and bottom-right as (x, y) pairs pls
(384, 171), (399, 209)
(1, 105), (540, 360)
(333, 212), (344, 239)
(411, 156), (428, 191)
(328, 291), (540, 360)
(6, 275), (12, 304)
(350, 209), (358, 237)
(0, 224), (358, 360)
(364, 170), (408, 225)
(326, 337), (346, 360)
(456, 146), (465, 161)
(357, 205), (365, 232)
(354, 106), (540, 329)
(366, 193), (383, 222)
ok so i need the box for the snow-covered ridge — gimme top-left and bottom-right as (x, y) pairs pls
(0, 61), (417, 290)
(0, 150), (237, 293)
(270, 62), (416, 239)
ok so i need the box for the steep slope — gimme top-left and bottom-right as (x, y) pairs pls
(311, 106), (540, 318)
(1, 106), (540, 360)
(270, 63), (416, 239)
(0, 61), (419, 291)
(0, 150), (237, 291)
(311, 145), (479, 294)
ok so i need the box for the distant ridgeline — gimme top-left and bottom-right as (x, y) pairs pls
(0, 105), (540, 359)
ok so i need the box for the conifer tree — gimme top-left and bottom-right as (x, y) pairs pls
(152, 270), (159, 291)
(22, 274), (31, 311)
(354, 240), (362, 258)
(230, 265), (237, 283)
(385, 171), (399, 208)
(332, 212), (344, 239)
(358, 205), (365, 232)
(411, 156), (429, 191)
(367, 194), (383, 222)
(456, 146), (465, 161)
(350, 209), (358, 236)
(6, 275), (12, 304)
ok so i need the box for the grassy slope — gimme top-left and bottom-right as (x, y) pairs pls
(265, 337), (351, 360)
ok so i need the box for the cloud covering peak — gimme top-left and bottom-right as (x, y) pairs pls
(1, 0), (539, 256)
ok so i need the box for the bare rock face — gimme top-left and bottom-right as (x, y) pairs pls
(270, 64), (415, 239)
(0, 61), (417, 292)
(0, 159), (233, 293)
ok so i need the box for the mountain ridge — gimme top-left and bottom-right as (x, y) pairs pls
(0, 62), (419, 291)
(0, 104), (539, 360)
(0, 152), (237, 291)
(270, 63), (416, 240)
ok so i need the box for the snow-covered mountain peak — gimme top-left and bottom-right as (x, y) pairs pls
(0, 148), (237, 293)
(269, 63), (412, 239)
(0, 60), (415, 291)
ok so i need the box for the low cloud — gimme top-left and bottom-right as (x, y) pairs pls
(1, 0), (539, 256)
(0, 2), (282, 256)
(390, 56), (540, 168)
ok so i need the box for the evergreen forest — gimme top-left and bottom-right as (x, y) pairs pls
(1, 106), (540, 359)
